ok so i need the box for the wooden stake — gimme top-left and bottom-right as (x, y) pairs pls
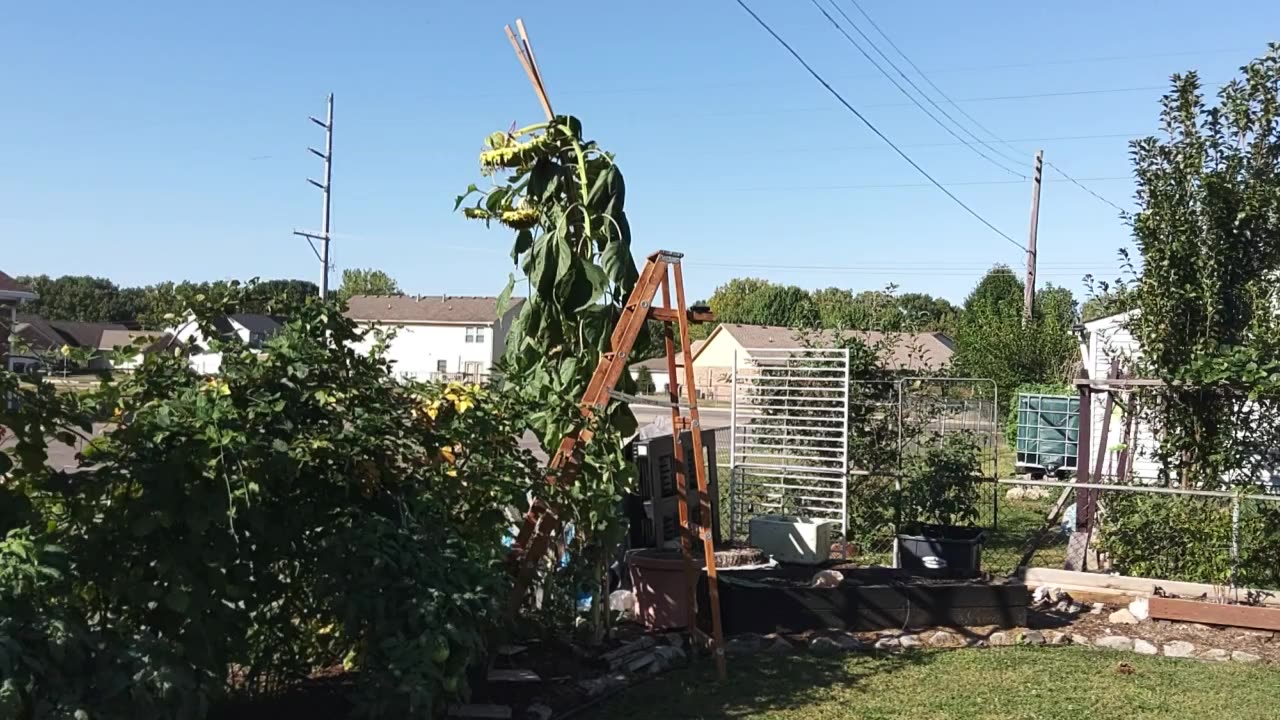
(505, 22), (554, 121)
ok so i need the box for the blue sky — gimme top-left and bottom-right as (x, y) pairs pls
(2, 1), (1276, 303)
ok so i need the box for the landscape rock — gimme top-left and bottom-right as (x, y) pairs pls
(765, 637), (795, 655)
(577, 674), (628, 697)
(1128, 597), (1150, 622)
(602, 637), (655, 669)
(1018, 630), (1046, 646)
(1094, 636), (1135, 651)
(1032, 586), (1052, 605)
(1043, 630), (1070, 645)
(526, 703), (553, 720)
(725, 634), (766, 657)
(1199, 649), (1230, 662)
(988, 632), (1015, 647)
(1091, 602), (1106, 614)
(1109, 609), (1140, 625)
(1231, 651), (1263, 663)
(1133, 639), (1158, 655)
(898, 634), (923, 650)
(874, 636), (901, 651)
(1071, 634), (1092, 646)
(927, 631), (964, 648)
(811, 569), (844, 588)
(1162, 641), (1197, 658)
(834, 635), (865, 652)
(809, 636), (844, 656)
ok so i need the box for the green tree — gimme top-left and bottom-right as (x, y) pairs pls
(812, 287), (859, 330)
(1125, 45), (1280, 487)
(707, 278), (771, 324)
(246, 279), (319, 313)
(16, 275), (123, 322)
(953, 267), (1078, 409)
(634, 365), (656, 394)
(741, 283), (819, 327)
(337, 268), (401, 302)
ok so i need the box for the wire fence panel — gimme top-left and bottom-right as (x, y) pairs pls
(728, 348), (851, 543)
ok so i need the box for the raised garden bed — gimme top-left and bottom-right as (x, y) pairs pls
(698, 565), (1027, 635)
(1149, 596), (1280, 632)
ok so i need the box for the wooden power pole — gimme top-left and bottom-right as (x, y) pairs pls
(1023, 150), (1043, 325)
(294, 93), (335, 300)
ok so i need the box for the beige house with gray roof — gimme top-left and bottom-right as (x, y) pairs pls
(688, 323), (954, 400)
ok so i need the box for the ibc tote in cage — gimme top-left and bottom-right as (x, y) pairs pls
(1014, 393), (1080, 478)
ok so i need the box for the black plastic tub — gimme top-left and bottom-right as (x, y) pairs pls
(896, 524), (986, 572)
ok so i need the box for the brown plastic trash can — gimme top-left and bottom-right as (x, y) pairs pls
(628, 548), (700, 630)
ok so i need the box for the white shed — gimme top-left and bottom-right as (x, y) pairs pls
(1078, 311), (1161, 481)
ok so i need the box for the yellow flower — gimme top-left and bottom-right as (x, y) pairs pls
(439, 446), (456, 465)
(426, 401), (443, 420)
(453, 395), (474, 414)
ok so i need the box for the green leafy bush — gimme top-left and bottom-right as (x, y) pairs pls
(0, 287), (543, 719)
(900, 433), (984, 528)
(1098, 494), (1280, 588)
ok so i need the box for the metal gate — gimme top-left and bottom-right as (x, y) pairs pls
(728, 347), (851, 541)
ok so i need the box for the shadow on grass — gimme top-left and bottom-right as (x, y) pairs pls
(581, 650), (939, 720)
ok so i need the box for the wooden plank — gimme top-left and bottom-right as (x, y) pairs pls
(1024, 567), (1280, 607)
(1148, 596), (1280, 631)
(487, 668), (542, 683)
(647, 307), (715, 324)
(448, 704), (513, 719)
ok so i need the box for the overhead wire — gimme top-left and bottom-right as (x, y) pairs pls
(805, 0), (1026, 178)
(730, 0), (1026, 252)
(843, 0), (1132, 212)
(813, 0), (1028, 178)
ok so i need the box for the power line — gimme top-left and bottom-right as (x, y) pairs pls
(844, 0), (1131, 212)
(730, 0), (1025, 251)
(814, 0), (1028, 177)
(805, 0), (1025, 178)
(709, 175), (1129, 193)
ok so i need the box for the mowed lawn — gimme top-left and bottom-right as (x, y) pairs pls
(587, 647), (1280, 720)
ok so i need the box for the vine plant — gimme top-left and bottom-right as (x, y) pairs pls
(458, 116), (644, 631)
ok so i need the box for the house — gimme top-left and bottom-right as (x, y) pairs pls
(161, 313), (285, 374)
(344, 295), (524, 382)
(1, 271), (37, 371)
(628, 340), (706, 395)
(687, 323), (955, 401)
(7, 315), (131, 372)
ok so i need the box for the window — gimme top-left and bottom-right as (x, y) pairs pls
(474, 326), (485, 343)
(437, 359), (447, 373)
(465, 326), (476, 343)
(464, 361), (482, 381)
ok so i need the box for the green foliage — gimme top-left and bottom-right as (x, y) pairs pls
(900, 432), (984, 528)
(0, 286), (541, 719)
(953, 268), (1078, 411)
(706, 280), (957, 335)
(13, 275), (319, 330)
(458, 116), (639, 630)
(336, 268), (401, 303)
(634, 365), (656, 394)
(1124, 44), (1280, 487)
(1098, 495), (1280, 588)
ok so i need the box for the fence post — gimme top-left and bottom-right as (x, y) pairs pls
(1230, 492), (1241, 598)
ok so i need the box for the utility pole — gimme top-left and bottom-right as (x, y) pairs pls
(294, 93), (334, 299)
(1023, 149), (1043, 326)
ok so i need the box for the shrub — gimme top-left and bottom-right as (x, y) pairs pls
(899, 432), (984, 528)
(0, 287), (543, 719)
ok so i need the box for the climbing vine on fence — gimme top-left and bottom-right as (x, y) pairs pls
(458, 116), (643, 629)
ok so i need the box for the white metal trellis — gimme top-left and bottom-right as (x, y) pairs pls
(729, 347), (851, 543)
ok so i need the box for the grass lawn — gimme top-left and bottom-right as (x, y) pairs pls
(587, 647), (1280, 720)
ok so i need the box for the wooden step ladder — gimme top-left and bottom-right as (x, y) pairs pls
(508, 250), (727, 680)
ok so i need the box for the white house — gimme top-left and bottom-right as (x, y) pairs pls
(628, 340), (704, 395)
(161, 313), (284, 374)
(344, 295), (524, 382)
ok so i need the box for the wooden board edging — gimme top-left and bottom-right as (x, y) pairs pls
(1148, 596), (1280, 632)
(1022, 568), (1280, 608)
